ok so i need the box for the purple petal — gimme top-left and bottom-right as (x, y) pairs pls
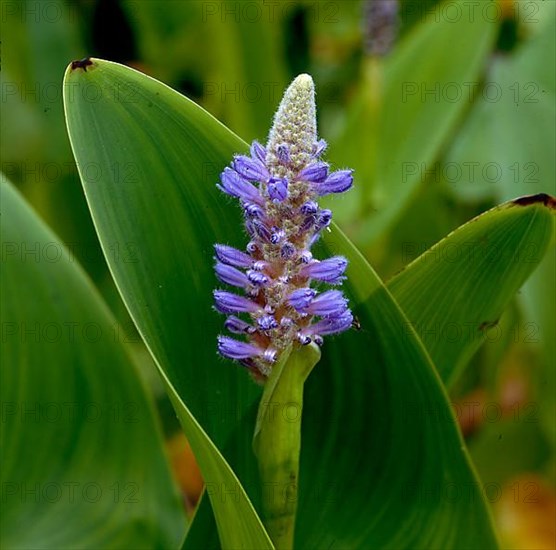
(218, 336), (276, 363)
(276, 143), (291, 164)
(214, 244), (253, 268)
(288, 288), (317, 311)
(309, 232), (321, 248)
(225, 316), (255, 334)
(305, 290), (348, 317)
(268, 177), (288, 203)
(270, 228), (286, 244)
(300, 201), (319, 215)
(218, 167), (263, 205)
(312, 139), (328, 158)
(315, 209), (332, 231)
(214, 290), (260, 314)
(247, 270), (269, 286)
(263, 349), (278, 362)
(300, 256), (348, 284)
(252, 219), (272, 242)
(233, 155), (269, 182)
(300, 250), (313, 263)
(280, 242), (296, 259)
(316, 169), (354, 196)
(306, 310), (353, 336)
(217, 336), (263, 360)
(250, 141), (267, 163)
(300, 214), (316, 233)
(257, 315), (278, 330)
(243, 203), (265, 219)
(252, 260), (268, 271)
(215, 263), (250, 287)
(298, 161), (329, 183)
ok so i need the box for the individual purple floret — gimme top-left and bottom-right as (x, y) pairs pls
(288, 288), (317, 310)
(300, 290), (348, 317)
(215, 263), (250, 288)
(315, 170), (354, 196)
(267, 177), (288, 203)
(213, 74), (354, 380)
(298, 310), (354, 340)
(214, 244), (253, 268)
(213, 291), (261, 314)
(224, 316), (254, 334)
(218, 336), (276, 362)
(217, 167), (264, 205)
(276, 144), (291, 164)
(298, 161), (329, 183)
(233, 155), (269, 182)
(312, 139), (328, 158)
(299, 257), (348, 284)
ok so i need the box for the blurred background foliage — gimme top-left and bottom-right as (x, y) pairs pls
(1, 0), (554, 546)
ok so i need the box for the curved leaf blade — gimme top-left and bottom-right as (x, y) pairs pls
(300, 226), (501, 549)
(388, 195), (555, 387)
(63, 59), (272, 550)
(0, 178), (185, 549)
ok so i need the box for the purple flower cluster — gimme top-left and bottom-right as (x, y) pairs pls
(213, 74), (353, 379)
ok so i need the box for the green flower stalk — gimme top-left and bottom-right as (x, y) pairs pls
(253, 343), (320, 550)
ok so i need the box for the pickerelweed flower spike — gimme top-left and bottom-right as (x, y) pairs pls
(214, 74), (354, 380)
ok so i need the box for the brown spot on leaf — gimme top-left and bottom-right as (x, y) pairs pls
(512, 193), (556, 209)
(70, 57), (93, 72)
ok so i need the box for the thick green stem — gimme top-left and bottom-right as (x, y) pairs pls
(253, 344), (321, 550)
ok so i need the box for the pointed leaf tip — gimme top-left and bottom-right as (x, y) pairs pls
(70, 57), (94, 72)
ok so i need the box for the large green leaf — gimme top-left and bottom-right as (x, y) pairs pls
(0, 178), (185, 548)
(331, 0), (498, 242)
(63, 60), (272, 550)
(388, 195), (555, 387)
(64, 59), (502, 548)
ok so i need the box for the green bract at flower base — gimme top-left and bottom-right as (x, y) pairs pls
(253, 343), (321, 550)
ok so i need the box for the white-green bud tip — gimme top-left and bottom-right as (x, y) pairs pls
(267, 74), (317, 172)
